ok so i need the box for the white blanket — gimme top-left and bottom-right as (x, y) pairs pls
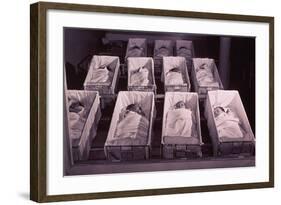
(130, 67), (150, 86)
(166, 72), (184, 85)
(108, 111), (149, 145)
(215, 112), (244, 139)
(90, 67), (112, 83)
(165, 108), (193, 137)
(68, 107), (87, 140)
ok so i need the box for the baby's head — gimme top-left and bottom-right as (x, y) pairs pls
(214, 106), (225, 117)
(69, 98), (84, 113)
(126, 103), (145, 116)
(169, 67), (181, 73)
(197, 63), (208, 71)
(174, 101), (186, 109)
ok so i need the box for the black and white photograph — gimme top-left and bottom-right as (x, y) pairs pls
(63, 27), (256, 175)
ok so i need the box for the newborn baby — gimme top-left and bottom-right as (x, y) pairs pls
(130, 66), (150, 86)
(155, 46), (170, 58)
(90, 65), (113, 83)
(109, 103), (149, 146)
(177, 47), (192, 58)
(195, 63), (219, 87)
(213, 106), (244, 139)
(165, 67), (184, 85)
(165, 101), (193, 137)
(68, 98), (87, 140)
(127, 45), (145, 57)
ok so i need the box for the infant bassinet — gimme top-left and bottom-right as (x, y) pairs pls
(204, 90), (255, 156)
(66, 90), (101, 161)
(176, 40), (195, 72)
(163, 56), (191, 92)
(125, 38), (147, 60)
(162, 92), (203, 159)
(153, 40), (173, 74)
(104, 91), (156, 161)
(191, 58), (224, 100)
(127, 57), (157, 93)
(83, 55), (120, 95)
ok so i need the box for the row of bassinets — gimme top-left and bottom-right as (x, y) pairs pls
(67, 89), (255, 162)
(83, 54), (223, 98)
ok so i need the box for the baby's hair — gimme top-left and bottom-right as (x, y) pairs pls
(126, 103), (145, 116)
(169, 67), (181, 73)
(174, 100), (186, 109)
(214, 106), (225, 112)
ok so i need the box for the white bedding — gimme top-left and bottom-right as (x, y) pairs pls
(126, 38), (146, 58)
(154, 40), (173, 58)
(193, 58), (219, 87)
(87, 55), (117, 84)
(165, 108), (193, 137)
(130, 67), (150, 86)
(162, 92), (201, 145)
(128, 57), (154, 87)
(215, 110), (244, 139)
(106, 91), (154, 147)
(205, 90), (255, 143)
(163, 56), (187, 86)
(107, 111), (149, 146)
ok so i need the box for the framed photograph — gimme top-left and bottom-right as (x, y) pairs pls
(30, 1), (274, 202)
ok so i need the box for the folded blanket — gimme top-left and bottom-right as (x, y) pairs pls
(166, 71), (184, 85)
(108, 111), (149, 146)
(215, 112), (244, 139)
(130, 67), (150, 86)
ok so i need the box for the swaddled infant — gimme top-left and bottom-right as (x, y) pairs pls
(165, 67), (184, 85)
(109, 103), (149, 145)
(130, 66), (150, 86)
(165, 101), (194, 137)
(127, 45), (145, 57)
(90, 65), (113, 83)
(213, 106), (245, 139)
(155, 46), (170, 58)
(177, 47), (192, 58)
(195, 63), (219, 87)
(68, 97), (87, 140)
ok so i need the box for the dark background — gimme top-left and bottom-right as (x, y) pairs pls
(64, 27), (255, 134)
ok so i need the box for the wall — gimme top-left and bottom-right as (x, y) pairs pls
(0, 0), (279, 205)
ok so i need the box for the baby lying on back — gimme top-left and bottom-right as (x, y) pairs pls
(195, 63), (219, 87)
(213, 106), (245, 139)
(165, 101), (194, 137)
(130, 66), (150, 86)
(90, 65), (113, 83)
(165, 67), (184, 85)
(107, 103), (149, 146)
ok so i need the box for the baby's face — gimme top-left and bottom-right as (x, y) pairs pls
(214, 107), (224, 117)
(175, 101), (185, 109)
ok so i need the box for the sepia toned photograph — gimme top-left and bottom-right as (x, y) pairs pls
(63, 27), (256, 176)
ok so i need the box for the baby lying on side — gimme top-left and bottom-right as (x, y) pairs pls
(165, 67), (184, 85)
(165, 101), (194, 137)
(214, 106), (245, 139)
(195, 63), (219, 87)
(68, 97), (87, 140)
(108, 103), (149, 146)
(130, 66), (150, 86)
(90, 65), (113, 83)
